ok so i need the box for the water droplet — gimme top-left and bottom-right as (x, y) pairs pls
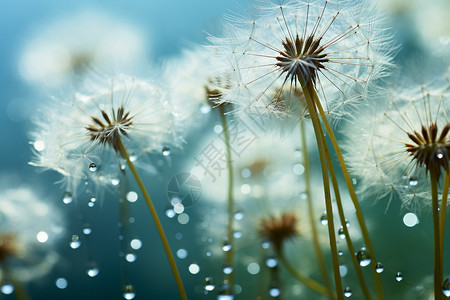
(338, 227), (345, 239)
(223, 265), (233, 275)
(1, 283), (14, 295)
(88, 196), (96, 207)
(241, 168), (251, 178)
(177, 213), (189, 224)
(442, 278), (450, 297)
(126, 191), (138, 203)
(82, 224), (92, 235)
(70, 235), (81, 249)
(175, 232), (183, 240)
(162, 147), (171, 156)
(55, 278), (68, 289)
(233, 231), (242, 239)
(320, 213), (328, 225)
(356, 247), (371, 267)
(86, 262), (99, 277)
(204, 276), (215, 291)
(269, 287), (281, 297)
(188, 263), (200, 275)
(395, 272), (403, 282)
(129, 154), (138, 162)
(403, 212), (419, 227)
(206, 251), (212, 257)
(165, 207), (176, 218)
(375, 262), (384, 273)
(265, 256), (278, 268)
(352, 178), (358, 185)
(33, 140), (45, 152)
(261, 241), (270, 249)
(123, 284), (136, 299)
(177, 249), (188, 259)
(300, 192), (308, 200)
(217, 294), (234, 300)
(125, 252), (137, 263)
(338, 250), (344, 256)
(247, 262), (260, 275)
(234, 211), (244, 221)
(62, 192), (73, 204)
(339, 264), (348, 277)
(292, 163), (305, 175)
(36, 231), (48, 243)
(222, 241), (232, 252)
(130, 239), (142, 250)
(200, 104), (211, 114)
(111, 178), (120, 185)
(437, 150), (444, 159)
(344, 287), (352, 297)
(88, 163), (97, 172)
(240, 184), (251, 195)
(409, 177), (418, 186)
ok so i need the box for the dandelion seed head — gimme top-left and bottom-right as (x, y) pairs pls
(343, 79), (450, 210)
(30, 72), (182, 195)
(259, 213), (299, 251)
(210, 0), (395, 127)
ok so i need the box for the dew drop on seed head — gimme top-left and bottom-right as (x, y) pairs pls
(265, 256), (278, 268)
(88, 163), (97, 172)
(269, 287), (281, 297)
(442, 278), (450, 296)
(62, 192), (73, 204)
(344, 287), (352, 297)
(70, 235), (81, 249)
(204, 277), (215, 291)
(123, 284), (136, 300)
(356, 247), (371, 267)
(409, 177), (418, 186)
(222, 241), (232, 252)
(86, 262), (99, 277)
(1, 283), (14, 295)
(395, 272), (403, 282)
(162, 147), (171, 156)
(338, 227), (345, 239)
(375, 262), (384, 273)
(320, 213), (328, 225)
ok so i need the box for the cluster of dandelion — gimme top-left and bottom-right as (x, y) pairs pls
(25, 0), (450, 299)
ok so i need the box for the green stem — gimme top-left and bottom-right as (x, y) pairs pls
(310, 86), (384, 300)
(1, 262), (31, 300)
(320, 131), (371, 300)
(431, 171), (443, 300)
(276, 247), (333, 297)
(440, 169), (449, 266)
(116, 136), (187, 300)
(219, 104), (235, 289)
(300, 77), (344, 300)
(300, 120), (334, 299)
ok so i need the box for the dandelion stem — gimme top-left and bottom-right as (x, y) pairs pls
(320, 131), (371, 300)
(300, 76), (344, 300)
(310, 87), (384, 300)
(0, 262), (31, 300)
(276, 247), (333, 297)
(440, 169), (449, 267)
(431, 171), (443, 300)
(116, 136), (187, 300)
(300, 120), (335, 299)
(219, 104), (235, 290)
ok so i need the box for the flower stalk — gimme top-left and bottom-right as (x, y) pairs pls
(116, 136), (187, 300)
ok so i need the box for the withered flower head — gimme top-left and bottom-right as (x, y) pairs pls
(259, 213), (299, 251)
(405, 122), (450, 180)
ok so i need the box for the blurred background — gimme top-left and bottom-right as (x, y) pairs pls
(0, 0), (449, 299)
